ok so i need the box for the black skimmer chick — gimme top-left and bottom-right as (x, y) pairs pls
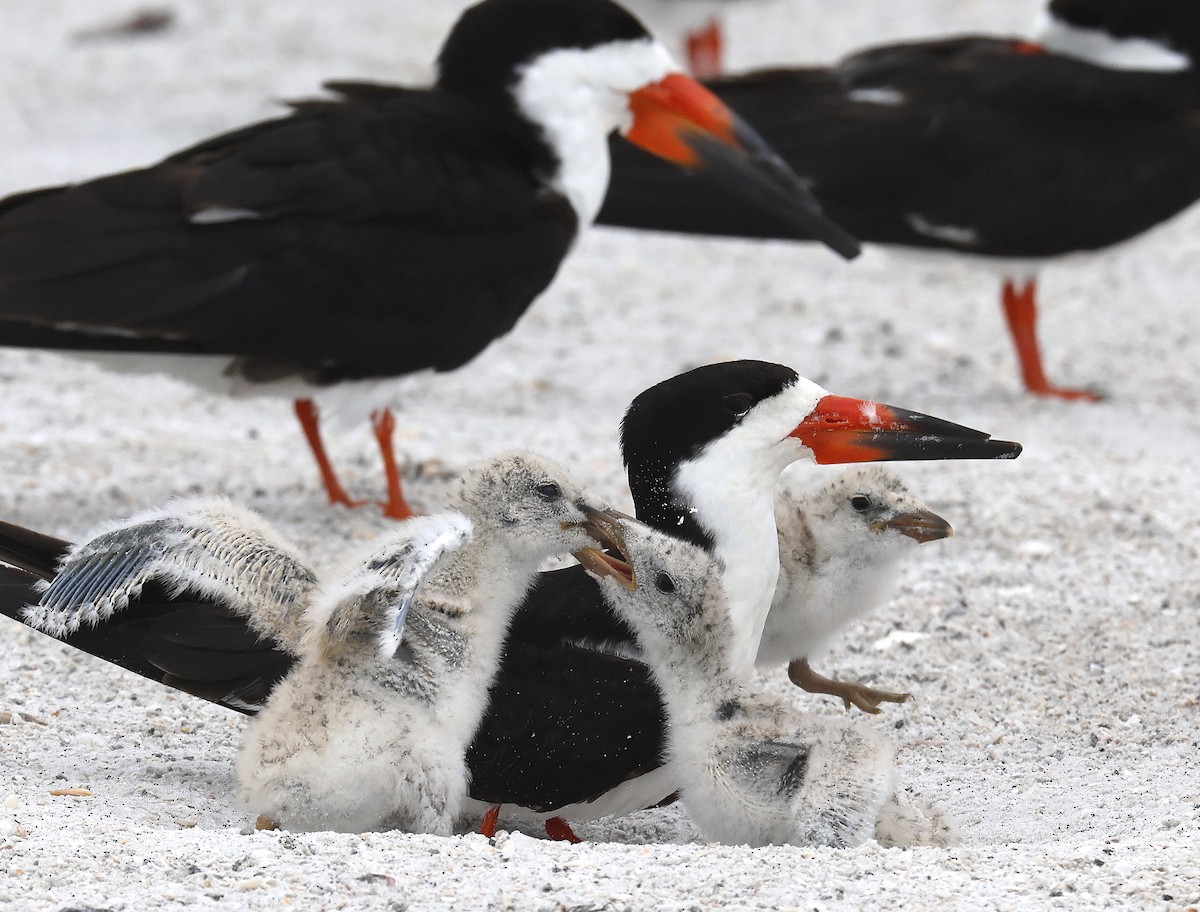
(577, 516), (958, 848)
(238, 451), (627, 833)
(599, 0), (1200, 401)
(758, 466), (952, 714)
(0, 361), (1018, 833)
(0, 0), (858, 522)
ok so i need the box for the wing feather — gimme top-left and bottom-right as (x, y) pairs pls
(314, 512), (473, 659)
(22, 500), (316, 652)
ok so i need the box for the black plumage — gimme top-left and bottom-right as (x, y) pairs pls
(0, 83), (574, 385)
(601, 37), (1200, 257)
(598, 6), (1200, 399)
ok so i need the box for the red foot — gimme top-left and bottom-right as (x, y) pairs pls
(1012, 40), (1046, 55)
(685, 18), (723, 78)
(478, 804), (501, 839)
(370, 408), (416, 520)
(293, 398), (366, 508)
(1000, 279), (1102, 402)
(543, 817), (582, 844)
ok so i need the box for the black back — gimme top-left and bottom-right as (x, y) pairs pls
(599, 36), (1200, 258)
(0, 69), (577, 386)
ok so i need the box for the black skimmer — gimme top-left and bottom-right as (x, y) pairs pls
(0, 0), (858, 522)
(599, 0), (1200, 401)
(577, 515), (959, 847)
(0, 360), (1019, 835)
(239, 452), (627, 834)
(760, 466), (952, 714)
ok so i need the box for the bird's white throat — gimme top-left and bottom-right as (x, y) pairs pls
(513, 37), (676, 225)
(671, 383), (827, 680)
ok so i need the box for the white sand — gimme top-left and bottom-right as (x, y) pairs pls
(1, 1), (1197, 909)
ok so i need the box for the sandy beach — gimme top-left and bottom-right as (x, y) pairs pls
(1, 1), (1197, 908)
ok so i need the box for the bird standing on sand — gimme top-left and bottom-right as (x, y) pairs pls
(467, 361), (1018, 834)
(0, 0), (857, 520)
(600, 0), (1200, 400)
(759, 466), (952, 713)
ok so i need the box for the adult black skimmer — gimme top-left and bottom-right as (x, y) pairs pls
(0, 0), (858, 521)
(760, 466), (952, 713)
(237, 453), (627, 834)
(0, 360), (1020, 836)
(599, 0), (1200, 401)
(577, 515), (959, 847)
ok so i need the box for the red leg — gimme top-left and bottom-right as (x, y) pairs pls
(1000, 279), (1101, 402)
(685, 18), (723, 78)
(293, 398), (366, 508)
(544, 817), (583, 844)
(478, 804), (502, 839)
(371, 408), (416, 521)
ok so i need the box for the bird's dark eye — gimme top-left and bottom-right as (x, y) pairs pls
(850, 495), (872, 512)
(655, 572), (676, 593)
(723, 393), (753, 417)
(535, 482), (562, 500)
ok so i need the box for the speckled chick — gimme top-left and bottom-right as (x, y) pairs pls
(578, 518), (899, 848)
(758, 466), (952, 713)
(236, 451), (621, 834)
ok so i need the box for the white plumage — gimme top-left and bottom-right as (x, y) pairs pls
(236, 451), (622, 834)
(580, 518), (957, 848)
(758, 466), (952, 713)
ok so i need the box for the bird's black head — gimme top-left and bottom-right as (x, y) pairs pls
(1048, 0), (1200, 65)
(437, 0), (650, 109)
(620, 360), (801, 548)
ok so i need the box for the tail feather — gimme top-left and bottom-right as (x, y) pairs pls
(0, 520), (70, 579)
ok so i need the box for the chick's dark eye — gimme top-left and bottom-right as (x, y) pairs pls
(655, 572), (676, 593)
(850, 494), (872, 512)
(535, 482), (562, 500)
(723, 393), (753, 417)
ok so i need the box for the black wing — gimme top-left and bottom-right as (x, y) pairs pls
(0, 562), (292, 714)
(0, 518), (297, 713)
(0, 83), (577, 384)
(505, 562), (638, 648)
